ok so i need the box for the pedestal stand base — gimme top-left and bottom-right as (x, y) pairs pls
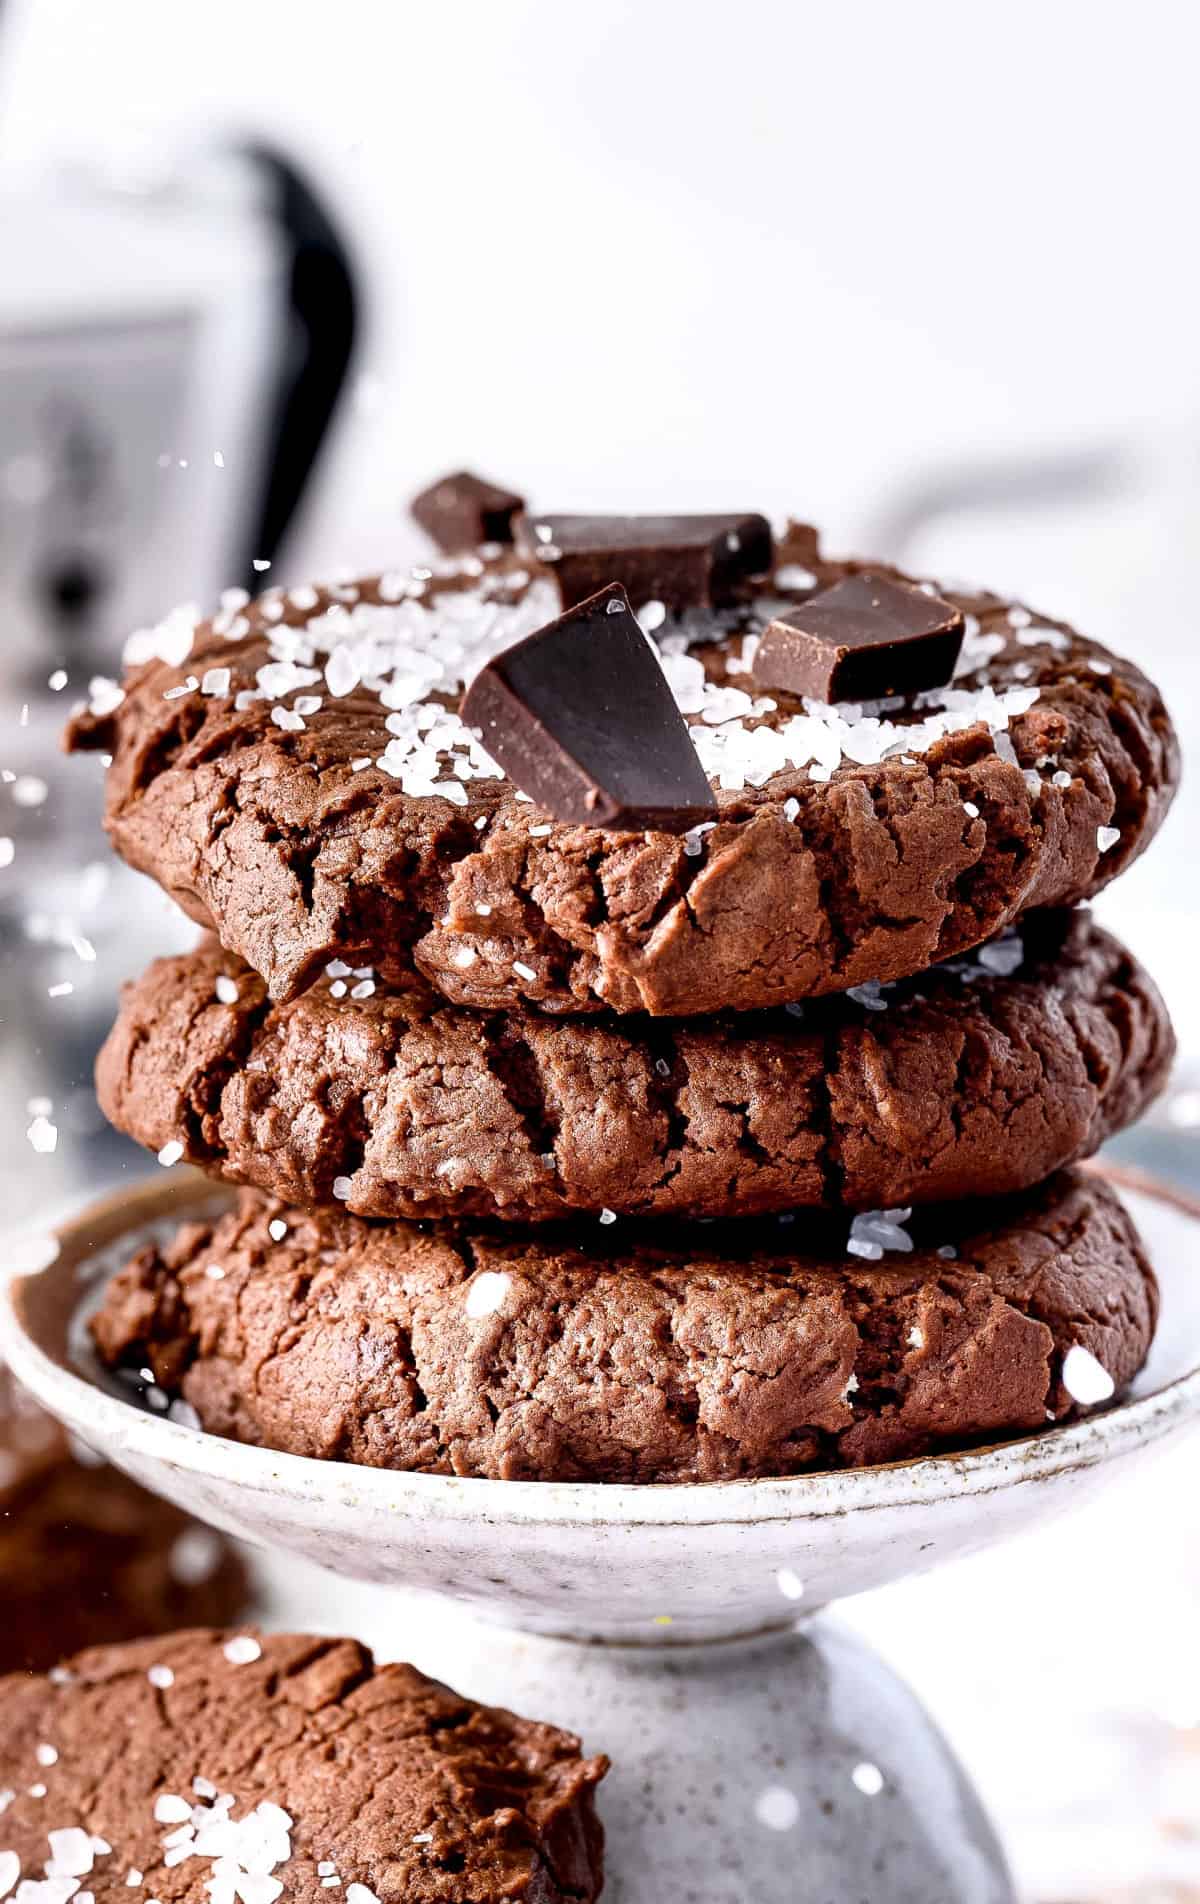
(407, 1612), (1015, 1903)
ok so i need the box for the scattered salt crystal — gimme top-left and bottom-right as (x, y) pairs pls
(345, 1887), (380, 1904)
(271, 706), (305, 733)
(963, 801), (980, 819)
(27, 1782), (46, 1797)
(452, 946), (475, 968)
(350, 979), (375, 999)
(776, 1568), (805, 1601)
(12, 776), (48, 808)
(329, 980), (347, 999)
(637, 599), (667, 632)
(1097, 825), (1120, 853)
(87, 676), (125, 717)
(848, 1207), (914, 1257)
(47, 983), (73, 999)
(1052, 769), (1072, 789)
(605, 597), (623, 616)
(782, 796), (800, 822)
(36, 1745), (58, 1767)
(852, 1762), (885, 1796)
(512, 960), (537, 981)
(332, 1177), (353, 1201)
(157, 1141), (184, 1167)
(215, 976), (239, 1005)
(168, 1400), (202, 1429)
(907, 1326), (925, 1350)
(125, 1874), (142, 1889)
(253, 559), (271, 573)
(1088, 657), (1112, 675)
(755, 1787), (800, 1831)
(598, 1208), (617, 1225)
(294, 695), (322, 716)
(465, 1272), (510, 1320)
(48, 670), (68, 691)
(1062, 1344), (1115, 1406)
(528, 823), (552, 837)
(201, 668), (231, 697)
(1007, 606), (1032, 628)
(147, 1666), (174, 1690)
(976, 932), (1024, 978)
(846, 981), (887, 1012)
(992, 731), (1019, 767)
(154, 1796), (192, 1825)
(267, 1219), (288, 1243)
(937, 1244), (958, 1261)
(45, 1830), (93, 1880)
(0, 1853), (16, 1900)
(223, 1635), (262, 1665)
(288, 584), (319, 611)
(26, 1116), (57, 1155)
(775, 564), (816, 590)
(169, 1529), (222, 1585)
(350, 757), (371, 772)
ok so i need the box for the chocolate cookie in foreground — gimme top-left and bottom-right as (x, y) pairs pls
(65, 530), (1178, 1015)
(0, 1363), (247, 1674)
(91, 1172), (1155, 1484)
(0, 1629), (607, 1903)
(97, 912), (1173, 1222)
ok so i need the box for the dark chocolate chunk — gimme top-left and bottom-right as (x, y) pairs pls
(461, 582), (717, 831)
(411, 469), (525, 553)
(751, 572), (965, 702)
(516, 512), (773, 611)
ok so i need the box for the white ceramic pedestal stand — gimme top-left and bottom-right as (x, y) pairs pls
(5, 1171), (1200, 1903)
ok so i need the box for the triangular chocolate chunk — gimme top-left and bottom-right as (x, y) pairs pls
(461, 583), (717, 831)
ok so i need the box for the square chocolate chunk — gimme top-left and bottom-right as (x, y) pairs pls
(751, 572), (965, 703)
(412, 469), (525, 552)
(461, 582), (716, 830)
(516, 512), (773, 611)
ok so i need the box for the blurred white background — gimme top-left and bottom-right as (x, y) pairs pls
(3, 4), (1200, 1897)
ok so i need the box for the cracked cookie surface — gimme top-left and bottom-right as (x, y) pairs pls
(0, 1629), (607, 1903)
(90, 1171), (1155, 1483)
(97, 913), (1173, 1222)
(65, 536), (1179, 1015)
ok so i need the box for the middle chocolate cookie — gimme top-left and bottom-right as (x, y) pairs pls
(98, 911), (1171, 1222)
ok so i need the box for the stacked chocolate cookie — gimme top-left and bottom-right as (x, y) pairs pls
(73, 494), (1179, 1482)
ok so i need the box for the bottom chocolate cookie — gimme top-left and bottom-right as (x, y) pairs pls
(0, 1628), (607, 1903)
(0, 1362), (248, 1674)
(92, 1171), (1156, 1484)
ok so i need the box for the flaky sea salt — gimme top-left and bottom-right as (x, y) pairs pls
(332, 1177), (352, 1201)
(215, 976), (239, 1005)
(851, 1762), (885, 1796)
(1097, 825), (1120, 853)
(976, 932), (1024, 978)
(754, 1787), (800, 1831)
(465, 1272), (510, 1320)
(223, 1636), (263, 1665)
(1061, 1344), (1115, 1406)
(848, 1207), (914, 1260)
(157, 1141), (184, 1167)
(26, 1116), (57, 1155)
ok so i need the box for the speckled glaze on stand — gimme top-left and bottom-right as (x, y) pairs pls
(4, 1170), (1199, 1903)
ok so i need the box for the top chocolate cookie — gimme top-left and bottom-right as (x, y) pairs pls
(66, 524), (1178, 1015)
